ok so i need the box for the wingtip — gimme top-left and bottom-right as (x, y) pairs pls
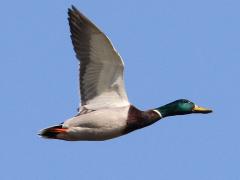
(68, 6), (73, 13)
(68, 5), (83, 20)
(71, 5), (77, 11)
(69, 5), (79, 14)
(68, 5), (77, 14)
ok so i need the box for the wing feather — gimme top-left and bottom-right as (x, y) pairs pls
(68, 6), (129, 111)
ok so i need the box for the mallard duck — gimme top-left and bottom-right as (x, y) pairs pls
(39, 6), (212, 141)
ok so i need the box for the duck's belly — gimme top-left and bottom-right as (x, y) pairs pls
(59, 106), (130, 141)
(58, 126), (125, 141)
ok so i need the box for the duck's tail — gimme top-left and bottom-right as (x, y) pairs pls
(38, 125), (67, 139)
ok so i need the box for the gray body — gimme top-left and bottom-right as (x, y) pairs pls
(58, 106), (130, 141)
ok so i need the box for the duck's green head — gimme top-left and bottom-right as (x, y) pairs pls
(155, 99), (212, 118)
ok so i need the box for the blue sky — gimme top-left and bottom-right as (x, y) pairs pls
(1, 0), (239, 179)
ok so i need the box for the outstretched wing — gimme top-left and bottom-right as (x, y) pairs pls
(68, 6), (129, 112)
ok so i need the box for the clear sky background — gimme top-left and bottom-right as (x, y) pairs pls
(1, 0), (239, 179)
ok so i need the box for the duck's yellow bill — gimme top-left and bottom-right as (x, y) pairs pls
(193, 105), (212, 114)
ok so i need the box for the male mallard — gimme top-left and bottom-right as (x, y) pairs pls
(39, 6), (212, 141)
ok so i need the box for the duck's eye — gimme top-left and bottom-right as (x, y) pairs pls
(184, 100), (191, 104)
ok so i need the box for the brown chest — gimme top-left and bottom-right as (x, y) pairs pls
(124, 105), (160, 134)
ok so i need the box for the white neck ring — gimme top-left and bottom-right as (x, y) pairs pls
(153, 110), (163, 119)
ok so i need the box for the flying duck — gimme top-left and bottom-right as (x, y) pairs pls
(39, 6), (212, 141)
